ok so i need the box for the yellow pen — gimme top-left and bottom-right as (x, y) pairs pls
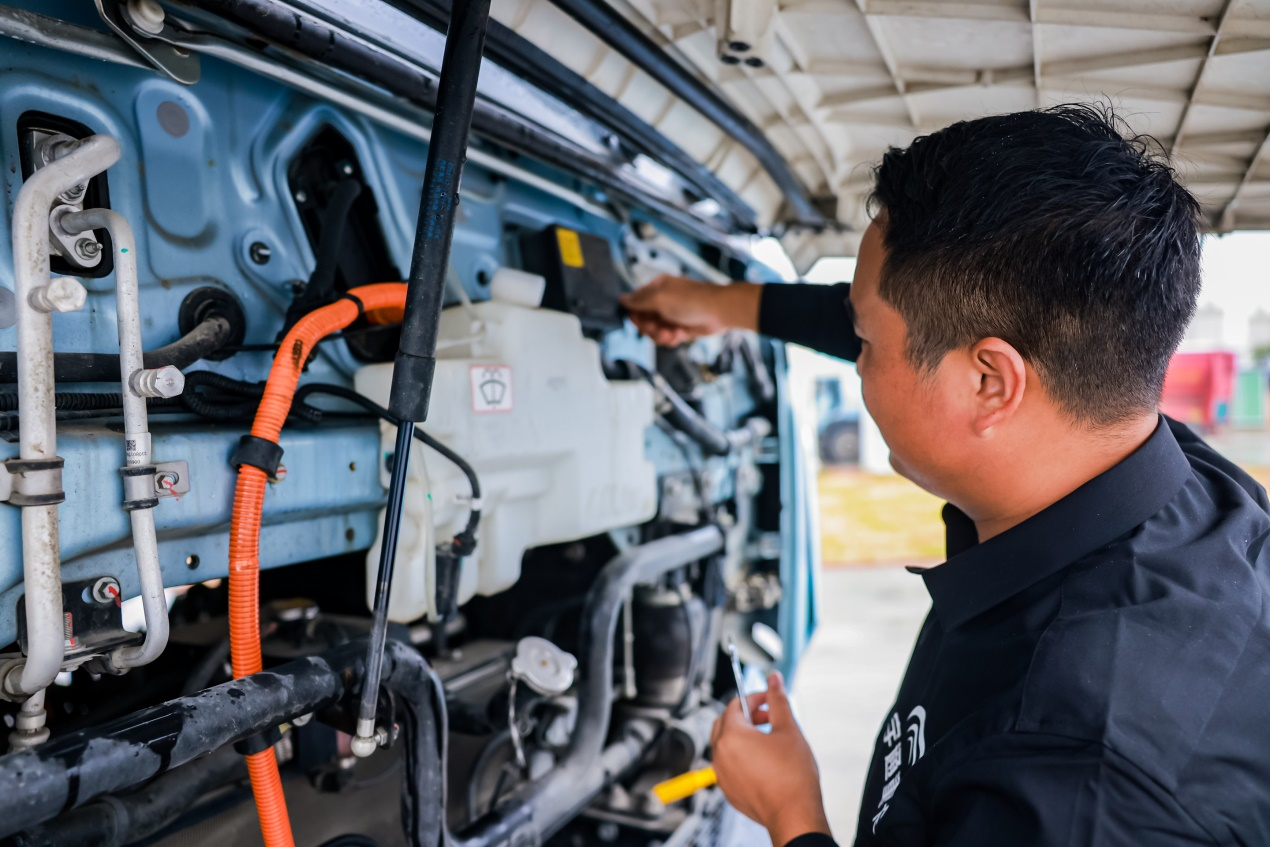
(652, 637), (751, 805)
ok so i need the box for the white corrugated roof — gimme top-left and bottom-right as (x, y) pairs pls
(496, 0), (1270, 264)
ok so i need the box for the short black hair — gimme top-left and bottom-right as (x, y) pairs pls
(870, 104), (1201, 425)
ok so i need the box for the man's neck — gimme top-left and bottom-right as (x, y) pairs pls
(965, 412), (1160, 543)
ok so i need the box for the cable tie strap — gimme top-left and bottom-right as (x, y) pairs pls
(230, 435), (284, 478)
(338, 291), (366, 320)
(234, 725), (283, 756)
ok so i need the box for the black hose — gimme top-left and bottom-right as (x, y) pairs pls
(294, 382), (482, 556)
(0, 640), (446, 844)
(455, 527), (725, 847)
(0, 314), (235, 383)
(179, 371), (323, 423)
(15, 745), (247, 847)
(0, 393), (184, 412)
(465, 729), (512, 825)
(626, 362), (731, 457)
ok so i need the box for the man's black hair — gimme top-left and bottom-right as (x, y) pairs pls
(870, 104), (1202, 425)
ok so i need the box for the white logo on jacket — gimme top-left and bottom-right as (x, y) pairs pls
(872, 705), (928, 833)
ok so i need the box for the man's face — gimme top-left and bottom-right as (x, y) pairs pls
(850, 221), (967, 500)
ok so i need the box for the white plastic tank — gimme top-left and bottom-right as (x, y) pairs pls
(355, 288), (657, 622)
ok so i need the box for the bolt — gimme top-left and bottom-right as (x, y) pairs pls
(91, 577), (121, 605)
(294, 190), (308, 204)
(249, 241), (272, 265)
(74, 238), (102, 261)
(59, 183), (85, 204)
(29, 277), (87, 313)
(127, 0), (166, 35)
(131, 365), (185, 398)
(340, 162), (354, 176)
(155, 471), (180, 495)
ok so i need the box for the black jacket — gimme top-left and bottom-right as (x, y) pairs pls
(760, 283), (1270, 847)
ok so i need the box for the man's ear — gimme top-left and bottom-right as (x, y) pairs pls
(969, 337), (1027, 434)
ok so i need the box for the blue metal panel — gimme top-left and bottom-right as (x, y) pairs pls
(0, 23), (816, 668)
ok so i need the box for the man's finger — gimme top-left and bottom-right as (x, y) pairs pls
(764, 671), (795, 729)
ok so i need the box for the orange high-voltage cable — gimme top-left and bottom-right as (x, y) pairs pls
(227, 283), (407, 847)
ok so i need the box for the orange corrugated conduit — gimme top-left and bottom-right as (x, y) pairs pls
(228, 283), (407, 847)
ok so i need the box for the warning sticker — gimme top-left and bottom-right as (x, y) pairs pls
(471, 365), (513, 413)
(556, 228), (585, 268)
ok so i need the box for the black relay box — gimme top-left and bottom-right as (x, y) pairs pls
(520, 224), (624, 333)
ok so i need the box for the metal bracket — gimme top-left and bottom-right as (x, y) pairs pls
(1, 458), (66, 507)
(153, 459), (190, 499)
(94, 0), (200, 85)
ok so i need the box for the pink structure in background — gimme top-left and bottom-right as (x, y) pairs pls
(1160, 351), (1237, 432)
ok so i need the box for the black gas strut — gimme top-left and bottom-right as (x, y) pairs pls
(352, 0), (492, 758)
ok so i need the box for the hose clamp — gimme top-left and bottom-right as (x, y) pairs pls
(120, 465), (159, 511)
(1, 458), (66, 507)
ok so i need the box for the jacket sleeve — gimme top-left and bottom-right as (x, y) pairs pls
(784, 834), (839, 847)
(757, 282), (861, 363)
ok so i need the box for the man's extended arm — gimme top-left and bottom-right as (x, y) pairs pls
(620, 276), (861, 362)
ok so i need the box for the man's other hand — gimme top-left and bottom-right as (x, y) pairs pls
(711, 671), (832, 846)
(619, 275), (762, 346)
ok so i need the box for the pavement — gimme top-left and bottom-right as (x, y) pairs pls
(791, 564), (932, 841)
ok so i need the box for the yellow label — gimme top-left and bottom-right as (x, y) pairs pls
(556, 228), (585, 268)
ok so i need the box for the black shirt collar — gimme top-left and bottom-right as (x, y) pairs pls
(914, 417), (1192, 629)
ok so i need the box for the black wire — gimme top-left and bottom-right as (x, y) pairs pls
(292, 382), (482, 555)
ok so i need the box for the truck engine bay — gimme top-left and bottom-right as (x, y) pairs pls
(0, 2), (818, 845)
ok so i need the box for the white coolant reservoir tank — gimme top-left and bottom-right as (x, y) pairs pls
(356, 299), (657, 622)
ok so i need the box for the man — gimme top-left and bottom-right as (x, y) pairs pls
(621, 105), (1270, 846)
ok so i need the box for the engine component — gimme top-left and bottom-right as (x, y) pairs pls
(356, 299), (658, 621)
(631, 584), (707, 708)
(456, 526), (723, 846)
(520, 225), (625, 333)
(0, 285), (245, 383)
(227, 283), (407, 845)
(2, 134), (119, 713)
(62, 206), (173, 672)
(0, 639), (445, 844)
(511, 636), (577, 697)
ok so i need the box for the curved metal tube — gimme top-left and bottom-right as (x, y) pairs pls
(456, 526), (726, 846)
(62, 207), (170, 670)
(5, 134), (121, 697)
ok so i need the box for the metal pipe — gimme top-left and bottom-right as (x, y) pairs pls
(354, 0), (491, 757)
(62, 208), (176, 671)
(4, 135), (120, 700)
(456, 526), (726, 846)
(0, 639), (445, 842)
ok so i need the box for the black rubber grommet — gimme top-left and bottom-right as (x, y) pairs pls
(230, 434), (284, 477)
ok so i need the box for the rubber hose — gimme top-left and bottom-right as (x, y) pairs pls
(0, 314), (235, 383)
(228, 282), (406, 847)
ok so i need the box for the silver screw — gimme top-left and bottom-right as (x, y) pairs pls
(294, 190), (308, 204)
(340, 163), (354, 176)
(74, 238), (102, 261)
(60, 183), (85, 203)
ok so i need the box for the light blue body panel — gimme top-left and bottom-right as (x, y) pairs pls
(0, 4), (818, 666)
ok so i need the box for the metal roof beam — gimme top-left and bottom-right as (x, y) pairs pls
(1218, 124), (1270, 230)
(851, 0), (1220, 35)
(1172, 0), (1238, 154)
(852, 0), (922, 128)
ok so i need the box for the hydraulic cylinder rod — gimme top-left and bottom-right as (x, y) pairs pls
(353, 0), (492, 757)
